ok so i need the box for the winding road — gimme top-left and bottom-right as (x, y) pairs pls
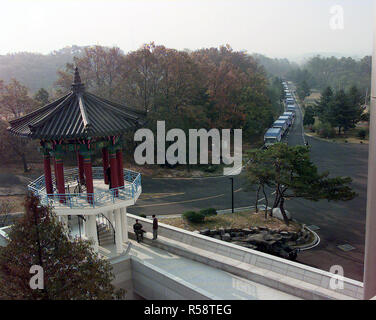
(128, 96), (368, 282)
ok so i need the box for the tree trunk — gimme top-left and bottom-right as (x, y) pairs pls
(272, 186), (281, 217)
(21, 153), (28, 173)
(262, 185), (268, 219)
(279, 197), (290, 226)
(255, 185), (261, 213)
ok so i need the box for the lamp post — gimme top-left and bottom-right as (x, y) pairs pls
(229, 177), (234, 213)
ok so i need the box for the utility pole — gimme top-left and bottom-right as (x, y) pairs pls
(363, 2), (376, 300)
(230, 177), (234, 213)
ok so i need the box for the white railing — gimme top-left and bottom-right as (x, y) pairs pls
(28, 167), (141, 209)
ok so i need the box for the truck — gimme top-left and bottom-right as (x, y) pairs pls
(264, 128), (283, 147)
(278, 116), (292, 127)
(273, 120), (288, 135)
(286, 98), (295, 105)
(283, 112), (295, 123)
(287, 105), (296, 113)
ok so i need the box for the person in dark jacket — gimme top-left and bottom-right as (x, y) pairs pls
(152, 215), (158, 240)
(133, 219), (145, 243)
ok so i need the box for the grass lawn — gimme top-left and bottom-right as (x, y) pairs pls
(304, 92), (321, 106)
(305, 118), (369, 145)
(161, 211), (301, 233)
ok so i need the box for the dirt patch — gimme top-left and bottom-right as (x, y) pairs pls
(0, 195), (25, 213)
(160, 211), (301, 233)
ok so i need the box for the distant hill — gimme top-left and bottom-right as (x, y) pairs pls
(252, 53), (299, 78)
(0, 46), (85, 93)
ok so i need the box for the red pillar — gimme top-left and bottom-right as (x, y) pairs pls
(116, 149), (124, 188)
(53, 157), (58, 189)
(102, 147), (109, 185)
(55, 157), (65, 203)
(77, 151), (85, 184)
(109, 150), (119, 196)
(43, 153), (53, 195)
(83, 154), (94, 204)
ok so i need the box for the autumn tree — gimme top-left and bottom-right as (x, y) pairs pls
(0, 79), (36, 119)
(0, 120), (37, 172)
(56, 46), (125, 100)
(0, 194), (123, 300)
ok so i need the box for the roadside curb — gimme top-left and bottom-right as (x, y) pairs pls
(305, 132), (369, 145)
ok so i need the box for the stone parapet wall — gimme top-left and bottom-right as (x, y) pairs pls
(127, 214), (363, 300)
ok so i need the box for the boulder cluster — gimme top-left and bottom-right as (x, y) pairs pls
(198, 226), (312, 261)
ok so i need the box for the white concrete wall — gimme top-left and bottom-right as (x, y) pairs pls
(109, 250), (218, 300)
(131, 256), (217, 300)
(109, 256), (135, 300)
(127, 214), (363, 299)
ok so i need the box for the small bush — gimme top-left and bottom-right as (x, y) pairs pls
(183, 211), (205, 223)
(358, 129), (367, 140)
(199, 208), (217, 217)
(204, 165), (217, 173)
(139, 214), (147, 218)
(0, 200), (14, 215)
(316, 122), (336, 139)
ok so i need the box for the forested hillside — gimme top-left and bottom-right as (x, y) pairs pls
(0, 44), (284, 172)
(0, 46), (84, 93)
(288, 55), (372, 93)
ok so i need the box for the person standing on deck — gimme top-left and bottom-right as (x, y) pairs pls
(152, 215), (158, 240)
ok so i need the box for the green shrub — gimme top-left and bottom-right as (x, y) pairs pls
(199, 208), (217, 217)
(204, 165), (217, 173)
(316, 122), (336, 139)
(139, 214), (147, 218)
(358, 129), (367, 140)
(183, 211), (205, 223)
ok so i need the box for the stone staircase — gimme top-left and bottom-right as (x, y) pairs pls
(97, 222), (115, 246)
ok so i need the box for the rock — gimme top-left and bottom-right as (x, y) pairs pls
(222, 233), (231, 242)
(295, 237), (306, 245)
(231, 237), (245, 242)
(258, 226), (269, 231)
(290, 232), (298, 241)
(242, 229), (254, 235)
(272, 208), (292, 221)
(231, 232), (244, 238)
(199, 229), (210, 236)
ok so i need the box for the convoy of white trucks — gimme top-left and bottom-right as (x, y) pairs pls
(263, 81), (297, 148)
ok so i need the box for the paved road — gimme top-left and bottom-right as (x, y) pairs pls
(128, 99), (368, 282)
(283, 99), (367, 282)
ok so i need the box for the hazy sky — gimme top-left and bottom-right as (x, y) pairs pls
(0, 0), (374, 59)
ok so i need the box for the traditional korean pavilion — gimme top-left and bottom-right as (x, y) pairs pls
(8, 67), (145, 254)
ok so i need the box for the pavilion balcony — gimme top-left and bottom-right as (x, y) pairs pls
(28, 167), (142, 209)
